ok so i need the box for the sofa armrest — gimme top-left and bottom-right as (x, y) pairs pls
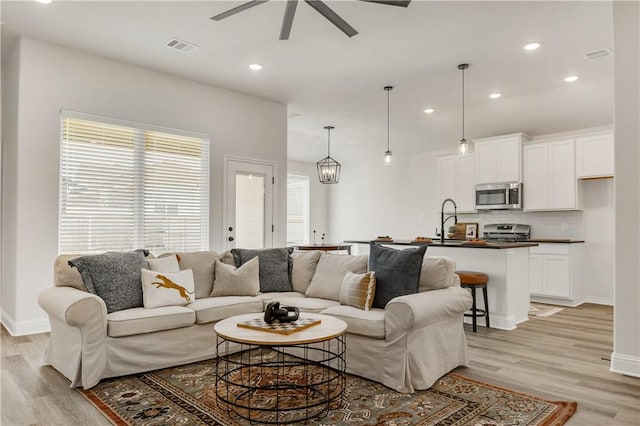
(385, 287), (472, 333)
(39, 286), (108, 329)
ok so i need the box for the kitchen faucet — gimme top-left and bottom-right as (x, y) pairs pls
(440, 198), (458, 244)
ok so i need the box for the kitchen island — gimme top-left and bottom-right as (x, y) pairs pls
(345, 240), (538, 330)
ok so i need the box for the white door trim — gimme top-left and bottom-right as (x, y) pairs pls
(223, 155), (278, 249)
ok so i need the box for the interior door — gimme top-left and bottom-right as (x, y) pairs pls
(225, 158), (274, 250)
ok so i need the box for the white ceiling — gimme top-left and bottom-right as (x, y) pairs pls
(1, 1), (614, 162)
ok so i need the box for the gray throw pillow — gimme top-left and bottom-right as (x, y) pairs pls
(68, 250), (148, 313)
(232, 247), (293, 292)
(368, 243), (427, 309)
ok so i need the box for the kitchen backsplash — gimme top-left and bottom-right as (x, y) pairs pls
(458, 210), (584, 240)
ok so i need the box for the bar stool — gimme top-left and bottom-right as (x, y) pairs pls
(456, 271), (490, 332)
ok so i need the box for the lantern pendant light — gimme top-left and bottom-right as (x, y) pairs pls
(317, 125), (341, 184)
(383, 86), (393, 165)
(458, 63), (469, 155)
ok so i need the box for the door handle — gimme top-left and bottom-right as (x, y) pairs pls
(228, 236), (234, 242)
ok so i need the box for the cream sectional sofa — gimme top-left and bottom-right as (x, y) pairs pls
(38, 250), (472, 393)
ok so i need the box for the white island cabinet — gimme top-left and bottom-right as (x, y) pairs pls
(350, 242), (532, 331)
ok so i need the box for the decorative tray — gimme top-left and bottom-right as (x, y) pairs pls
(411, 237), (432, 244)
(461, 240), (488, 246)
(374, 236), (393, 242)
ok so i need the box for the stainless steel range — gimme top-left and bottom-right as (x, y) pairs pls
(483, 223), (531, 241)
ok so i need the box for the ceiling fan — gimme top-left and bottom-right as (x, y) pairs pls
(211, 0), (411, 40)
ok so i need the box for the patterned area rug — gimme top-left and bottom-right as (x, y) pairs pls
(80, 353), (576, 426)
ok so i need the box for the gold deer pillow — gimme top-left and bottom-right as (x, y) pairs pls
(141, 268), (195, 309)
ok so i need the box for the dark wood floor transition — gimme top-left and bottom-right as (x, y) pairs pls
(1, 303), (638, 425)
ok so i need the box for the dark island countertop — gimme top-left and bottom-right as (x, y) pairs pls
(343, 239), (539, 249)
(525, 239), (584, 243)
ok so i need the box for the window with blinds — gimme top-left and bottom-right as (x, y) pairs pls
(59, 112), (209, 254)
(287, 174), (309, 245)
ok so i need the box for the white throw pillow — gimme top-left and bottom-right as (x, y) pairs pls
(305, 253), (368, 301)
(141, 269), (195, 308)
(210, 257), (260, 297)
(419, 256), (455, 292)
(340, 271), (376, 311)
(146, 255), (180, 273)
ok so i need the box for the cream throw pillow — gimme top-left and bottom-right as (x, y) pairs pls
(291, 250), (323, 293)
(210, 257), (260, 297)
(340, 271), (376, 311)
(146, 255), (180, 273)
(141, 269), (195, 309)
(305, 253), (368, 301)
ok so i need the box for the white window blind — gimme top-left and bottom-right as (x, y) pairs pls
(287, 174), (309, 245)
(59, 112), (209, 254)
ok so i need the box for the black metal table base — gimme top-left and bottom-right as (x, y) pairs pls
(215, 335), (346, 424)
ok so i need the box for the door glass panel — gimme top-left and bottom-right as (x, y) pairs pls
(235, 173), (265, 249)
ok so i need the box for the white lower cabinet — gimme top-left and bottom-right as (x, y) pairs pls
(529, 243), (584, 306)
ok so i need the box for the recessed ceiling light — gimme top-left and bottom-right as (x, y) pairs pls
(35, 0), (52, 4)
(523, 42), (542, 51)
(249, 63), (263, 71)
(424, 108), (435, 114)
(489, 93), (502, 99)
(564, 75), (579, 82)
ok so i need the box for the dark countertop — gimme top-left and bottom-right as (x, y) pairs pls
(343, 239), (539, 249)
(526, 239), (584, 243)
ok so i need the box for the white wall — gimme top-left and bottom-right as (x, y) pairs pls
(1, 37), (287, 335)
(612, 1), (640, 378)
(287, 160), (328, 244)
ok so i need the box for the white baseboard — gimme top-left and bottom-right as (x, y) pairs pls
(464, 314), (519, 331)
(583, 296), (614, 306)
(1, 309), (50, 336)
(610, 352), (640, 378)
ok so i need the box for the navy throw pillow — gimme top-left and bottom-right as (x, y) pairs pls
(369, 243), (427, 309)
(232, 247), (294, 292)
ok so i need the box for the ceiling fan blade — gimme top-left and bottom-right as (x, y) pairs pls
(304, 0), (358, 37)
(359, 0), (411, 6)
(280, 0), (298, 40)
(210, 0), (269, 21)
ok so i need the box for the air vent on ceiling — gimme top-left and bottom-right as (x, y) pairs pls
(166, 38), (198, 53)
(288, 113), (302, 119)
(584, 49), (611, 61)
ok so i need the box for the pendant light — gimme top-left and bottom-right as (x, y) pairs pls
(316, 126), (341, 184)
(458, 63), (469, 155)
(383, 86), (393, 165)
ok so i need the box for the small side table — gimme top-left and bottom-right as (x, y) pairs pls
(296, 244), (352, 254)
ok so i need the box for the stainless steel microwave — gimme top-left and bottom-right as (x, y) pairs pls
(475, 182), (523, 210)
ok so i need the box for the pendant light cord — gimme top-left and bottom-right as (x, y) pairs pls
(461, 67), (465, 141)
(327, 127), (331, 157)
(387, 88), (390, 151)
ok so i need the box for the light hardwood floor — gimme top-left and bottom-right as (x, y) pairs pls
(1, 303), (639, 425)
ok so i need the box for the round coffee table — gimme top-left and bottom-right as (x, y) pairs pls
(214, 312), (347, 424)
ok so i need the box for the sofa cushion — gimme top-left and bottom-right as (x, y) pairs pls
(369, 243), (427, 309)
(171, 251), (220, 299)
(107, 306), (195, 337)
(305, 253), (368, 302)
(291, 250), (322, 293)
(69, 250), (148, 313)
(141, 269), (195, 308)
(210, 258), (260, 297)
(54, 254), (87, 291)
(276, 297), (340, 313)
(188, 297), (263, 324)
(232, 247), (294, 293)
(253, 292), (305, 307)
(419, 256), (455, 292)
(340, 271), (376, 311)
(320, 305), (386, 339)
(146, 255), (180, 273)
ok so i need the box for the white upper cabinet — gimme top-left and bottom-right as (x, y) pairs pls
(575, 133), (614, 178)
(437, 154), (475, 213)
(523, 139), (577, 211)
(474, 133), (527, 184)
